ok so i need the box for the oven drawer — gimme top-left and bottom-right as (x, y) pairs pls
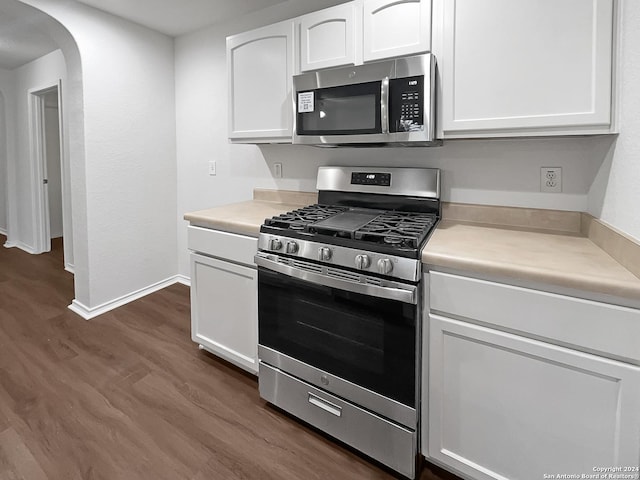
(259, 362), (416, 479)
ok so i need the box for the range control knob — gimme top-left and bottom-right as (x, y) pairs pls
(377, 258), (393, 275)
(318, 247), (332, 261)
(268, 238), (282, 251)
(285, 241), (299, 254)
(355, 254), (371, 270)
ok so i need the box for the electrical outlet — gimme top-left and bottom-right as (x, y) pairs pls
(541, 167), (562, 193)
(273, 162), (283, 178)
(208, 161), (216, 176)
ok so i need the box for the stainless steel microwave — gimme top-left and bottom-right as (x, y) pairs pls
(292, 53), (440, 147)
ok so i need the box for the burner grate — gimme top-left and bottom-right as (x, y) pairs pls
(264, 204), (347, 231)
(354, 212), (437, 249)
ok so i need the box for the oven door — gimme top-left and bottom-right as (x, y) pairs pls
(255, 254), (419, 427)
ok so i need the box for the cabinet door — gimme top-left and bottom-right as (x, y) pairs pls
(363, 0), (431, 62)
(227, 20), (294, 142)
(299, 3), (359, 72)
(432, 0), (615, 138)
(428, 315), (640, 480)
(190, 253), (258, 374)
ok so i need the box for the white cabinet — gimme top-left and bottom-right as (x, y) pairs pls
(363, 0), (431, 62)
(298, 0), (431, 72)
(227, 20), (294, 142)
(188, 227), (258, 374)
(424, 271), (640, 480)
(428, 315), (640, 480)
(299, 2), (359, 72)
(432, 0), (616, 138)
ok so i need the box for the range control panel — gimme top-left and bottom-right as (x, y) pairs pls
(389, 75), (424, 133)
(351, 172), (391, 186)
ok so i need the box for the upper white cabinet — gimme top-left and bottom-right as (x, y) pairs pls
(363, 0), (431, 62)
(432, 0), (616, 138)
(298, 0), (431, 72)
(227, 20), (294, 142)
(299, 2), (359, 72)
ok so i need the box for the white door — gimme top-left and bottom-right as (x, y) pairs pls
(428, 315), (640, 480)
(363, 0), (431, 62)
(432, 0), (615, 137)
(227, 20), (294, 142)
(299, 2), (359, 71)
(43, 90), (63, 240)
(190, 252), (258, 374)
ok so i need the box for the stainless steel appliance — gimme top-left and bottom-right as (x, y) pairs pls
(255, 166), (440, 478)
(293, 54), (440, 147)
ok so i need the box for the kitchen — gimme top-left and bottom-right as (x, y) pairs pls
(1, 0), (639, 479)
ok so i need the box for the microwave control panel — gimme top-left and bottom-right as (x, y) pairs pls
(389, 76), (424, 133)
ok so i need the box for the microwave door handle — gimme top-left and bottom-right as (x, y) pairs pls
(381, 77), (389, 134)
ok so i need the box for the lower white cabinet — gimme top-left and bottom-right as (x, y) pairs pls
(189, 227), (258, 374)
(425, 272), (640, 480)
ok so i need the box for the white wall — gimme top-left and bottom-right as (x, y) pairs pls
(10, 50), (66, 251)
(588, 1), (640, 241)
(175, 1), (618, 277)
(18, 0), (178, 314)
(0, 68), (11, 235)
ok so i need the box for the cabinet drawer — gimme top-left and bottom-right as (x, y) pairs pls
(188, 226), (257, 266)
(429, 271), (640, 363)
(259, 362), (416, 478)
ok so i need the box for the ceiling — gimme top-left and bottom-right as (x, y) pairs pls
(0, 0), (348, 70)
(74, 0), (289, 37)
(0, 1), (59, 70)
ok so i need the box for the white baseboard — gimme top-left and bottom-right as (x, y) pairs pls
(3, 240), (37, 254)
(176, 274), (191, 287)
(68, 275), (187, 320)
(0, 227), (6, 236)
(64, 263), (75, 274)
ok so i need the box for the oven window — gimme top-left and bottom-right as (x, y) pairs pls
(258, 268), (416, 406)
(297, 81), (382, 136)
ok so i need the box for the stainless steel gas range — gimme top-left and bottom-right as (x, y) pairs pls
(254, 166), (440, 479)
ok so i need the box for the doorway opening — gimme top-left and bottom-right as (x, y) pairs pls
(29, 83), (70, 271)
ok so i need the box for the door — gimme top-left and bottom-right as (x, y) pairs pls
(299, 2), (359, 71)
(227, 20), (294, 142)
(190, 252), (258, 374)
(363, 0), (431, 62)
(29, 83), (67, 259)
(296, 81), (383, 136)
(258, 267), (417, 406)
(428, 315), (640, 479)
(43, 90), (63, 241)
(432, 0), (615, 137)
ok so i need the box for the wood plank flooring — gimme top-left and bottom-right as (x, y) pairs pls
(0, 235), (460, 480)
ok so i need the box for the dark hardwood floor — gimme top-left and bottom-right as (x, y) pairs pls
(0, 235), (460, 480)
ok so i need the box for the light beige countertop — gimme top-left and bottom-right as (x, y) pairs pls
(184, 200), (304, 237)
(183, 189), (317, 237)
(423, 217), (640, 303)
(184, 192), (640, 303)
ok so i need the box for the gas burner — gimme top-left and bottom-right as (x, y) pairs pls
(383, 236), (403, 245)
(353, 212), (437, 249)
(264, 204), (347, 230)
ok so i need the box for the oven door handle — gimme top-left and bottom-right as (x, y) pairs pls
(254, 254), (417, 304)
